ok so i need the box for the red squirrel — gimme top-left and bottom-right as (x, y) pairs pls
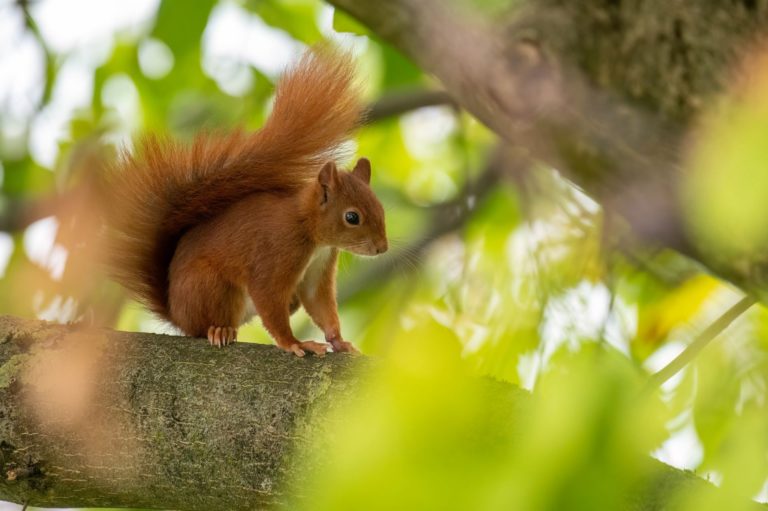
(106, 47), (387, 356)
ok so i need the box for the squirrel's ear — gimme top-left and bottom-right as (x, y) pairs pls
(352, 158), (371, 185)
(318, 161), (338, 188)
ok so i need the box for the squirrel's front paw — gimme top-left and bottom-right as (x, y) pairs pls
(207, 326), (238, 348)
(328, 338), (360, 354)
(282, 340), (328, 357)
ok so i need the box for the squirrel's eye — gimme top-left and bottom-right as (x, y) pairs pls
(344, 211), (360, 225)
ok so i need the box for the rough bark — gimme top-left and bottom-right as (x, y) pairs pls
(0, 315), (370, 510)
(0, 315), (765, 510)
(328, 0), (768, 301)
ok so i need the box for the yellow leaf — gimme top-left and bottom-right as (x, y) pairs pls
(634, 275), (720, 357)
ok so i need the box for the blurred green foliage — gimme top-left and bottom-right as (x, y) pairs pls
(1, 0), (768, 510)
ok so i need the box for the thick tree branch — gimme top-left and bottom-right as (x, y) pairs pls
(0, 315), (765, 510)
(0, 315), (370, 510)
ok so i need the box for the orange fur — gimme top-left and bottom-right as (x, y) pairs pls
(105, 47), (387, 355)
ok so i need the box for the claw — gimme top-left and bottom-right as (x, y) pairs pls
(289, 344), (306, 357)
(207, 326), (238, 347)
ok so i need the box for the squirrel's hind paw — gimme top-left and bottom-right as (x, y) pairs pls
(207, 326), (238, 348)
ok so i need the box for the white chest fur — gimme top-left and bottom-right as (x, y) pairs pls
(300, 247), (333, 295)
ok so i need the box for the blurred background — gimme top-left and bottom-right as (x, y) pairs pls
(2, 0), (768, 510)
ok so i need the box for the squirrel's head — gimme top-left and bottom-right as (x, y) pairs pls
(312, 158), (388, 256)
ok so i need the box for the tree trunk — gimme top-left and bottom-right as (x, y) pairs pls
(328, 0), (768, 300)
(0, 315), (763, 510)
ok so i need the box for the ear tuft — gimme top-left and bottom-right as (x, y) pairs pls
(318, 161), (338, 187)
(352, 158), (371, 184)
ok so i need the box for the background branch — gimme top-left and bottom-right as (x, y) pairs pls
(650, 295), (757, 387)
(364, 89), (455, 123)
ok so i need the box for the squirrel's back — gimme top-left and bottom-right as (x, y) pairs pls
(106, 46), (363, 319)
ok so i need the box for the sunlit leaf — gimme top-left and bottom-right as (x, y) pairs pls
(379, 45), (424, 90)
(633, 274), (720, 360)
(248, 0), (324, 44)
(332, 8), (370, 36)
(1, 157), (55, 197)
(684, 47), (768, 259)
(151, 0), (216, 56)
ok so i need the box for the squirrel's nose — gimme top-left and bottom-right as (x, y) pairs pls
(375, 239), (388, 254)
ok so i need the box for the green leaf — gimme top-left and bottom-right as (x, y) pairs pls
(466, 184), (521, 255)
(151, 0), (216, 56)
(1, 157), (55, 197)
(357, 121), (416, 186)
(380, 45), (423, 90)
(332, 9), (369, 36)
(248, 0), (323, 44)
(684, 56), (768, 259)
(0, 235), (37, 316)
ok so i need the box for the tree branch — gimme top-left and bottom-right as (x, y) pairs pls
(0, 195), (61, 233)
(0, 315), (764, 510)
(649, 295), (757, 387)
(364, 89), (455, 123)
(0, 315), (370, 510)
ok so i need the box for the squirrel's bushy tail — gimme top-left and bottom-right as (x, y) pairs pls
(106, 46), (362, 319)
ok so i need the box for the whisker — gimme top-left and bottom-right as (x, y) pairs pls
(387, 246), (424, 274)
